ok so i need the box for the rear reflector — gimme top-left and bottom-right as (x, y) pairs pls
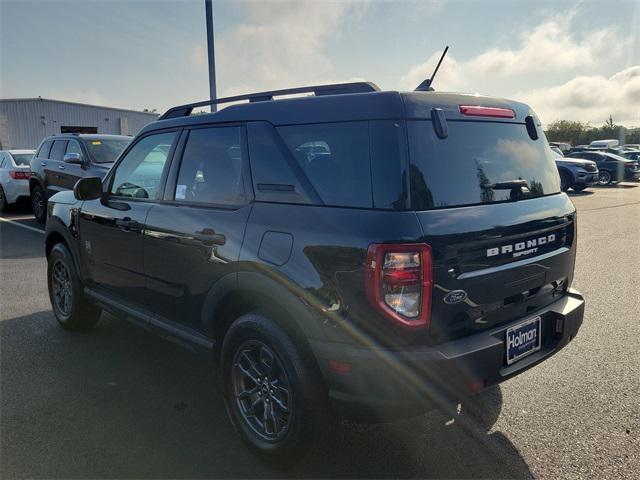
(459, 105), (515, 119)
(9, 170), (30, 180)
(328, 360), (352, 375)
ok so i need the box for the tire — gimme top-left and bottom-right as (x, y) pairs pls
(221, 313), (334, 467)
(47, 243), (101, 331)
(572, 184), (587, 192)
(598, 170), (612, 186)
(0, 185), (7, 212)
(31, 184), (47, 223)
(559, 171), (571, 192)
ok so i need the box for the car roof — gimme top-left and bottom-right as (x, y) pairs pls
(140, 89), (537, 136)
(4, 149), (36, 154)
(48, 134), (131, 141)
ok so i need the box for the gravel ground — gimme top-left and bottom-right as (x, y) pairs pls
(1, 184), (638, 479)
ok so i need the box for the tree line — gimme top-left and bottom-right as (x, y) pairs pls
(544, 116), (640, 146)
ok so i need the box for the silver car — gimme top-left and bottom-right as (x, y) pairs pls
(0, 149), (35, 211)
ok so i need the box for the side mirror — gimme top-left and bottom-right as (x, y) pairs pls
(64, 153), (84, 165)
(73, 177), (103, 201)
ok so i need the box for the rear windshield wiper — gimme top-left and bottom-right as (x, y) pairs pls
(481, 179), (530, 190)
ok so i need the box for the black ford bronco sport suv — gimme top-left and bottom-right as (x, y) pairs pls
(30, 133), (131, 223)
(44, 82), (584, 464)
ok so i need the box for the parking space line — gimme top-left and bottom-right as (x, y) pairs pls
(0, 216), (45, 234)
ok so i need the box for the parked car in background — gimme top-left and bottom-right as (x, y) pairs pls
(0, 149), (35, 211)
(551, 148), (598, 192)
(549, 142), (571, 154)
(621, 150), (640, 161)
(30, 134), (131, 222)
(621, 144), (640, 151)
(568, 145), (589, 154)
(550, 146), (565, 157)
(44, 82), (585, 464)
(589, 139), (619, 149)
(566, 150), (640, 185)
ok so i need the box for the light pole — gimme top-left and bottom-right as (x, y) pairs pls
(205, 0), (217, 111)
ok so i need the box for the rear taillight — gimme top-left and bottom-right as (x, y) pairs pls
(365, 243), (432, 329)
(459, 105), (515, 118)
(9, 170), (30, 180)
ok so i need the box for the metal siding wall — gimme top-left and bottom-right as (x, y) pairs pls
(0, 99), (158, 149)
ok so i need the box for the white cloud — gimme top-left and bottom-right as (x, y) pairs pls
(400, 12), (622, 91)
(212, 0), (370, 96)
(399, 11), (637, 126)
(516, 66), (640, 127)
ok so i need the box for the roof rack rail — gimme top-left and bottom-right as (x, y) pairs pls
(159, 81), (380, 120)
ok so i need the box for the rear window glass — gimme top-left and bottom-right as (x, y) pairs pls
(408, 120), (560, 209)
(10, 154), (33, 166)
(277, 122), (371, 208)
(85, 138), (131, 164)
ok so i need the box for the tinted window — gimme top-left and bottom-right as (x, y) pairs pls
(38, 140), (53, 159)
(248, 122), (311, 204)
(84, 138), (131, 163)
(370, 120), (408, 209)
(278, 122), (371, 208)
(50, 140), (68, 161)
(110, 132), (176, 199)
(66, 140), (82, 157)
(408, 120), (560, 209)
(175, 127), (245, 205)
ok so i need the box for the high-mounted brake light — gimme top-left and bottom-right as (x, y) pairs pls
(365, 243), (432, 329)
(459, 105), (515, 119)
(9, 170), (30, 180)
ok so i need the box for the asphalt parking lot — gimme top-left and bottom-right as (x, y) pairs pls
(1, 186), (639, 479)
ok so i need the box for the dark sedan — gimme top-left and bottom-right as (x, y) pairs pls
(566, 151), (640, 185)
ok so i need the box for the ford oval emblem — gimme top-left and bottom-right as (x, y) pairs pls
(443, 290), (467, 305)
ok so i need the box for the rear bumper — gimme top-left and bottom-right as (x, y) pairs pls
(311, 289), (584, 422)
(2, 180), (30, 203)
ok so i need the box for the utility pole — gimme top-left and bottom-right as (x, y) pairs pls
(205, 0), (217, 112)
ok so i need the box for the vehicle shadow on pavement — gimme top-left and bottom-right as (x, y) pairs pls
(0, 311), (532, 479)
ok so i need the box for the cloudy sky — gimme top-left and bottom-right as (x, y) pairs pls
(1, 0), (639, 126)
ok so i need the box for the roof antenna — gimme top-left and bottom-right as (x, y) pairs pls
(415, 46), (449, 92)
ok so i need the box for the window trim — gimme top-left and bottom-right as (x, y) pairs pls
(103, 128), (181, 203)
(161, 122), (253, 211)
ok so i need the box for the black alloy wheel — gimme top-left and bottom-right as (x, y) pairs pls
(51, 259), (73, 317)
(32, 186), (46, 223)
(232, 340), (293, 442)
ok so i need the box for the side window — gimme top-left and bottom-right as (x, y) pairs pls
(174, 126), (245, 206)
(110, 132), (176, 199)
(38, 140), (53, 159)
(49, 140), (68, 161)
(247, 122), (310, 204)
(277, 122), (371, 208)
(65, 140), (82, 157)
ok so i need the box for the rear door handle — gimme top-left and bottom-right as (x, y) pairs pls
(58, 165), (65, 170)
(194, 228), (226, 245)
(41, 162), (47, 166)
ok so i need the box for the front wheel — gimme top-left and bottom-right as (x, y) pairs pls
(47, 243), (101, 331)
(221, 313), (334, 467)
(598, 170), (612, 186)
(31, 185), (47, 223)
